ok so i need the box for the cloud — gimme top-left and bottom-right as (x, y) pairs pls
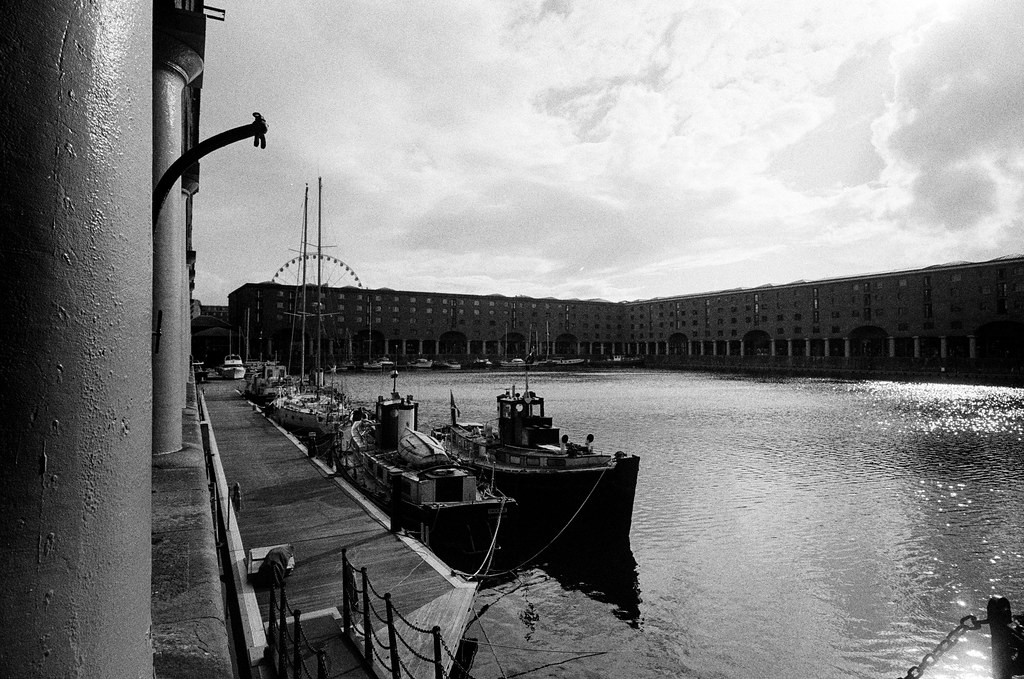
(875, 0), (1024, 233)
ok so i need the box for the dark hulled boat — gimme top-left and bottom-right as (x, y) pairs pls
(438, 388), (639, 548)
(336, 390), (515, 573)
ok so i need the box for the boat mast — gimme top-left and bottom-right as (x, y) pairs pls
(299, 183), (309, 386)
(316, 176), (323, 390)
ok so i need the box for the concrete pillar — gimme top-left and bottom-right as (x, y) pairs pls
(940, 336), (947, 359)
(913, 336), (921, 358)
(888, 337), (895, 358)
(1, 2), (153, 674)
(769, 340), (776, 357)
(805, 340), (811, 357)
(787, 338), (794, 356)
(739, 340), (745, 357)
(843, 338), (849, 358)
(968, 335), (976, 359)
(712, 341), (717, 356)
(153, 29), (203, 454)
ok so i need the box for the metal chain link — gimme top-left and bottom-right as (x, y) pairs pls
(898, 614), (986, 679)
(440, 634), (482, 679)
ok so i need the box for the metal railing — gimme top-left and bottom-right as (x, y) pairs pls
(263, 548), (477, 679)
(340, 549), (478, 679)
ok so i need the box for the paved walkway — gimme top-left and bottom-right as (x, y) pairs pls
(202, 381), (477, 679)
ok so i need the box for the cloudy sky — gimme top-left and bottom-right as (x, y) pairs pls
(192, 0), (1024, 304)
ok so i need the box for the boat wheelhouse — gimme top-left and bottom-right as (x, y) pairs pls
(439, 388), (639, 547)
(336, 391), (515, 573)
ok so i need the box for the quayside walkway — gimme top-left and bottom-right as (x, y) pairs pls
(201, 381), (477, 679)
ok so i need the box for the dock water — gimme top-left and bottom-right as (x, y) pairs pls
(201, 381), (477, 679)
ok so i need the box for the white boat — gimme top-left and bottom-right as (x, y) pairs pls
(406, 358), (434, 369)
(549, 357), (587, 366)
(269, 387), (349, 437)
(362, 357), (396, 370)
(218, 354), (246, 380)
(499, 358), (526, 368)
(432, 360), (462, 370)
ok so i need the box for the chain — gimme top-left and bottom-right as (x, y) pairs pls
(897, 614), (986, 679)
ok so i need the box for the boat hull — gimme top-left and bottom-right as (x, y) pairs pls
(466, 454), (639, 548)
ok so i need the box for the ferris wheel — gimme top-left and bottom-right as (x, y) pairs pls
(271, 254), (363, 289)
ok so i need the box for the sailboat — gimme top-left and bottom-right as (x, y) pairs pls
(268, 179), (349, 437)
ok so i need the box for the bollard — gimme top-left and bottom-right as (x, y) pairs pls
(390, 471), (403, 534)
(385, 593), (401, 679)
(987, 596), (1024, 679)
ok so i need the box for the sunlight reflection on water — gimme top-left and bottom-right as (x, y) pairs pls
(330, 369), (1024, 678)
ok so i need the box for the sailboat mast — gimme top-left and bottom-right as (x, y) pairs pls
(300, 183), (309, 384)
(316, 176), (323, 378)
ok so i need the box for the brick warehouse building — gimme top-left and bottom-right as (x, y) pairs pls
(226, 255), (1024, 375)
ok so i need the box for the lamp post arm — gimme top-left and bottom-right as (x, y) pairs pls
(153, 112), (268, 228)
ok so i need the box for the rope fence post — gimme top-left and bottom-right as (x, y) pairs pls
(362, 567), (372, 664)
(432, 625), (443, 679)
(317, 649), (327, 679)
(342, 549), (351, 634)
(292, 609), (302, 678)
(385, 593), (401, 679)
(268, 583), (278, 658)
(278, 586), (288, 678)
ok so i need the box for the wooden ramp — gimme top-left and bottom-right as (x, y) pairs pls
(202, 381), (477, 679)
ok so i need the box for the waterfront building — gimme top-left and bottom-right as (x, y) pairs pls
(228, 255), (1024, 371)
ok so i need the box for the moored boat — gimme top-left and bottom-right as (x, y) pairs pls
(436, 387), (639, 548)
(268, 385), (349, 437)
(405, 357), (434, 369)
(362, 356), (396, 371)
(498, 358), (526, 368)
(243, 361), (289, 406)
(432, 360), (462, 370)
(335, 391), (515, 573)
(218, 354), (246, 380)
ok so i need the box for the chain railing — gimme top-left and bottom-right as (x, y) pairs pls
(897, 596), (1024, 679)
(341, 548), (478, 679)
(267, 581), (330, 679)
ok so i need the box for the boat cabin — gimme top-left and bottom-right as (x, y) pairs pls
(496, 390), (561, 449)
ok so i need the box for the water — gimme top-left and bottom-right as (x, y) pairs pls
(329, 368), (1024, 678)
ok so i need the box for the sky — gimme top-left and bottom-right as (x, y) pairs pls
(192, 0), (1024, 305)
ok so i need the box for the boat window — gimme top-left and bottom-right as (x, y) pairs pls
(548, 458), (566, 468)
(509, 455), (522, 465)
(526, 457), (540, 467)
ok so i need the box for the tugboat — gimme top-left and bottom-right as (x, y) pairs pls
(336, 385), (515, 573)
(437, 387), (640, 548)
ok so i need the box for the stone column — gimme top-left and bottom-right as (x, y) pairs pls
(913, 336), (921, 358)
(844, 338), (851, 358)
(940, 336), (947, 359)
(888, 337), (895, 358)
(739, 340), (745, 357)
(1, 2), (153, 674)
(787, 338), (794, 356)
(968, 335), (976, 359)
(153, 28), (203, 454)
(805, 340), (811, 357)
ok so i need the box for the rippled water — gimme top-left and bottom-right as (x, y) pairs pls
(330, 369), (1024, 678)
